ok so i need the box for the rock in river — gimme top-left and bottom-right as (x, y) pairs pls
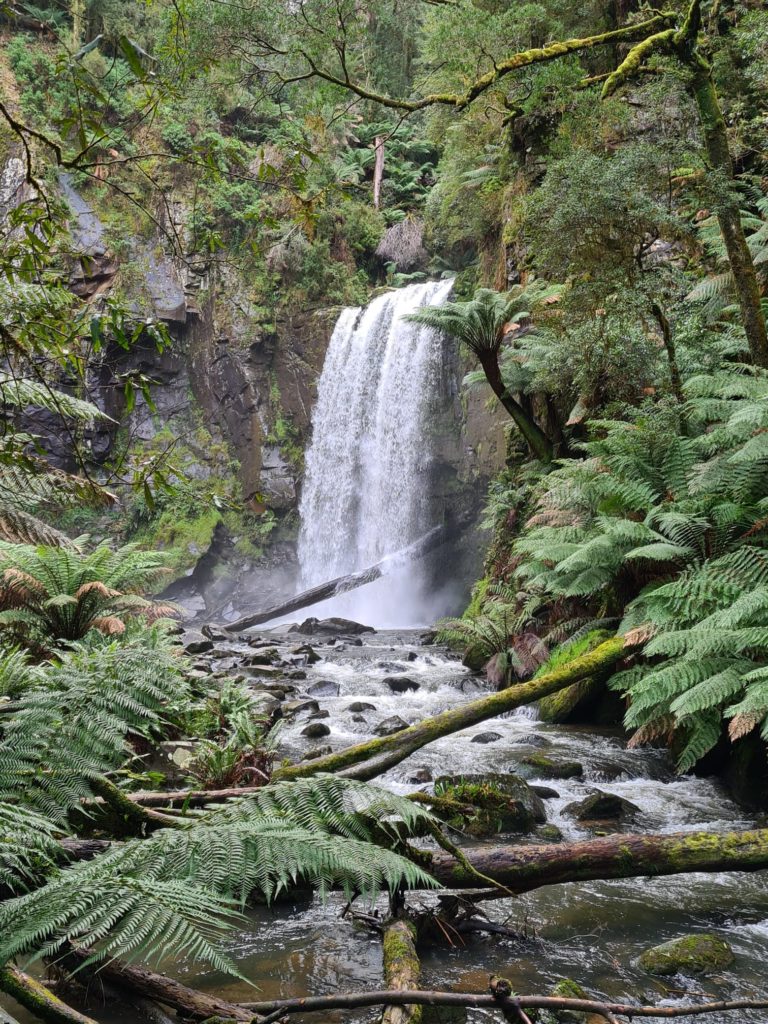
(564, 790), (640, 823)
(374, 715), (409, 736)
(471, 731), (502, 744)
(639, 934), (735, 976)
(301, 722), (331, 739)
(384, 675), (420, 693)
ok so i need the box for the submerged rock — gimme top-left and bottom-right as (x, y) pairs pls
(408, 767), (432, 784)
(384, 675), (420, 693)
(564, 790), (640, 823)
(512, 733), (552, 749)
(283, 699), (320, 717)
(639, 934), (735, 976)
(374, 715), (409, 736)
(532, 785), (560, 800)
(346, 701), (377, 713)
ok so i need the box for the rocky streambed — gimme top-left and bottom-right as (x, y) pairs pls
(162, 621), (768, 1024)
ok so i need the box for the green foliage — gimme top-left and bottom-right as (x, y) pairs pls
(0, 774), (437, 974)
(0, 542), (174, 654)
(513, 366), (768, 768)
(0, 630), (191, 821)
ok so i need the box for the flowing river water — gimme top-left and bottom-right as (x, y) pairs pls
(169, 627), (768, 1024)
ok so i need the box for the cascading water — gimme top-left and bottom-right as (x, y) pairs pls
(297, 278), (454, 627)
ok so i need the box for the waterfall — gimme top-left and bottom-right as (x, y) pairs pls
(297, 278), (454, 627)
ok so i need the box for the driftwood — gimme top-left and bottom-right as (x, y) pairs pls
(218, 523), (452, 631)
(275, 635), (628, 781)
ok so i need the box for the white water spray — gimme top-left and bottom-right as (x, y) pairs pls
(297, 278), (454, 626)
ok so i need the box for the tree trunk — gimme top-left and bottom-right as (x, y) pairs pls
(217, 522), (457, 632)
(477, 350), (554, 462)
(382, 919), (422, 1024)
(275, 636), (627, 781)
(59, 948), (254, 1022)
(688, 59), (768, 368)
(428, 827), (768, 893)
(651, 302), (686, 423)
(0, 967), (97, 1024)
(373, 136), (385, 209)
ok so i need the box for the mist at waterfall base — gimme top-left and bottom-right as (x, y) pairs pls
(296, 278), (462, 629)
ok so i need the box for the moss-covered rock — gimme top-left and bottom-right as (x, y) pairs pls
(518, 754), (584, 780)
(434, 772), (546, 836)
(638, 934), (735, 976)
(536, 978), (591, 1023)
(539, 676), (599, 724)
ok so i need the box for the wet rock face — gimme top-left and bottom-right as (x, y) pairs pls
(471, 731), (502, 744)
(638, 934), (735, 976)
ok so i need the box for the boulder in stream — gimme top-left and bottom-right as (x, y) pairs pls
(374, 715), (409, 736)
(564, 790), (640, 824)
(471, 731), (502, 744)
(638, 934), (735, 976)
(518, 754), (584, 780)
(308, 679), (340, 697)
(291, 644), (321, 664)
(283, 699), (320, 717)
(434, 773), (546, 835)
(301, 721), (331, 738)
(346, 701), (377, 713)
(384, 675), (420, 693)
(301, 745), (333, 761)
(291, 616), (375, 636)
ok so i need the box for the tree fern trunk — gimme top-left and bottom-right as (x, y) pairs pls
(477, 351), (554, 462)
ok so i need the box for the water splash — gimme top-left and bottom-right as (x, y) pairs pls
(297, 279), (454, 626)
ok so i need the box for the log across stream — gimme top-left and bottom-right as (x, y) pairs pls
(155, 627), (768, 1024)
(4, 627), (767, 1024)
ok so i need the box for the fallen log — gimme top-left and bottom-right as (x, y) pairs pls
(381, 919), (422, 1024)
(218, 522), (454, 632)
(0, 966), (97, 1024)
(429, 827), (768, 894)
(60, 948), (255, 1022)
(244, 989), (768, 1020)
(274, 635), (628, 781)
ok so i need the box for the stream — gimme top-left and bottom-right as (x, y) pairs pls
(179, 627), (768, 1023)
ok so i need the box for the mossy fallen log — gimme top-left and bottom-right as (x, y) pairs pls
(382, 919), (422, 1024)
(428, 828), (768, 894)
(274, 636), (628, 781)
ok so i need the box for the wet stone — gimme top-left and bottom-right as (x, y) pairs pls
(408, 768), (433, 784)
(374, 715), (409, 736)
(384, 675), (420, 693)
(564, 790), (640, 823)
(301, 745), (332, 761)
(639, 934), (735, 977)
(518, 754), (584, 780)
(301, 722), (331, 738)
(471, 731), (502, 744)
(308, 680), (340, 697)
(308, 710), (330, 720)
(512, 733), (553, 748)
(182, 631), (214, 654)
(346, 701), (377, 713)
(531, 785), (560, 800)
(282, 699), (320, 717)
(291, 644), (321, 664)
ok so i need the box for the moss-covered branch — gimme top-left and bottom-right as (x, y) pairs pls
(0, 966), (98, 1024)
(275, 636), (627, 782)
(301, 13), (674, 112)
(601, 29), (676, 98)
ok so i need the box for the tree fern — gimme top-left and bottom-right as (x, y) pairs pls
(0, 776), (437, 975)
